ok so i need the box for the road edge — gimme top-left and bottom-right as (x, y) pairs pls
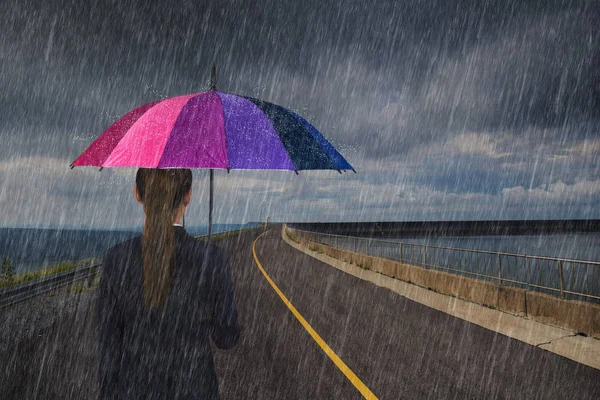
(281, 225), (600, 370)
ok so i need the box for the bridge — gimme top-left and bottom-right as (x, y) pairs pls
(1, 226), (599, 399)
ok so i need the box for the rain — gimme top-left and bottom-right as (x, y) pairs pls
(1, 0), (599, 398)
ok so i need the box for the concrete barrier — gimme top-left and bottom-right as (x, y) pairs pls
(288, 230), (527, 315)
(286, 228), (599, 338)
(526, 291), (600, 337)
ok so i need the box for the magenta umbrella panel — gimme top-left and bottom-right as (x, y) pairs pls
(71, 90), (354, 172)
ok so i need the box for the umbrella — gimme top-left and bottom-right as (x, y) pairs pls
(71, 66), (354, 239)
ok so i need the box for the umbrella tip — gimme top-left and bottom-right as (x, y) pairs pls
(69, 164), (74, 169)
(99, 167), (103, 172)
(294, 170), (299, 175)
(211, 64), (217, 90)
(352, 168), (356, 173)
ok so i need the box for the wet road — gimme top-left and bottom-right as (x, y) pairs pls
(1, 226), (599, 399)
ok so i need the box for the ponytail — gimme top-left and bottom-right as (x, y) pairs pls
(135, 168), (193, 308)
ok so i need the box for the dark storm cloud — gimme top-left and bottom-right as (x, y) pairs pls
(1, 0), (599, 225)
(348, 2), (600, 158)
(2, 0), (598, 159)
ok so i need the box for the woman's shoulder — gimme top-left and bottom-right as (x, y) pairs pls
(179, 235), (227, 261)
(105, 235), (142, 260)
(102, 236), (142, 278)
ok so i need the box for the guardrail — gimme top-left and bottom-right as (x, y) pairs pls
(0, 263), (101, 310)
(288, 227), (600, 303)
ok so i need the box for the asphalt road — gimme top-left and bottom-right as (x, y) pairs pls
(2, 226), (599, 399)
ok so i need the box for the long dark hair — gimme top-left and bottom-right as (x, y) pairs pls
(135, 168), (193, 308)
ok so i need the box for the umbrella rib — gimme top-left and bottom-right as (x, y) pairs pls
(214, 92), (231, 170)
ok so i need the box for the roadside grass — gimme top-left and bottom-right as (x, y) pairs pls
(356, 263), (371, 271)
(307, 246), (325, 255)
(69, 275), (101, 295)
(0, 258), (100, 290)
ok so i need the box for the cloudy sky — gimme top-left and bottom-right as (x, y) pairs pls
(1, 0), (599, 228)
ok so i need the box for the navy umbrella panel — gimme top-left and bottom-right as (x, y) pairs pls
(244, 96), (354, 172)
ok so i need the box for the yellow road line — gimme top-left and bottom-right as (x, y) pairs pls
(252, 231), (378, 400)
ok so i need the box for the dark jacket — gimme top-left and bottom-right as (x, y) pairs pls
(97, 226), (239, 399)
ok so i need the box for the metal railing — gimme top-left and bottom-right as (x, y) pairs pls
(288, 227), (600, 303)
(0, 263), (101, 310)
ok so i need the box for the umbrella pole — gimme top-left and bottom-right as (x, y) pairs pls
(208, 169), (214, 241)
(208, 64), (216, 241)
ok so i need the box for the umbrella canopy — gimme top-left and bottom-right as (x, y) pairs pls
(71, 72), (354, 240)
(71, 91), (354, 173)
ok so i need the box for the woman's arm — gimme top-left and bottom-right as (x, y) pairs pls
(96, 248), (124, 397)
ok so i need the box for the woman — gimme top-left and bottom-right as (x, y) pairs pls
(97, 168), (240, 399)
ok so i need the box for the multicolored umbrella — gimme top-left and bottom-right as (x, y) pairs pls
(70, 95), (353, 173)
(71, 68), (354, 237)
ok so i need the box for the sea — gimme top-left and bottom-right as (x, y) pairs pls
(389, 233), (600, 262)
(0, 223), (259, 274)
